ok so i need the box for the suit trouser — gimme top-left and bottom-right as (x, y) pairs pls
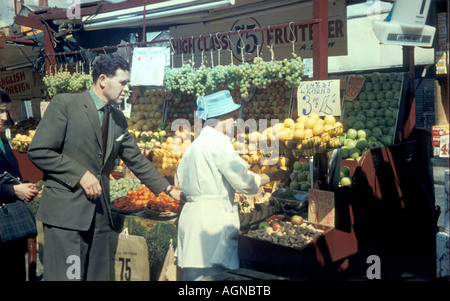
(42, 200), (111, 281)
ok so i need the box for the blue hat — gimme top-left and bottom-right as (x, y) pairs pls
(196, 90), (241, 120)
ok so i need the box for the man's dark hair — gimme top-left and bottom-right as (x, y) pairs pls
(91, 54), (130, 83)
(0, 89), (11, 103)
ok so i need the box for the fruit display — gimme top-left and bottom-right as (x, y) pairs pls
(133, 122), (173, 150)
(150, 129), (193, 177)
(339, 165), (352, 187)
(109, 177), (142, 201)
(9, 117), (40, 152)
(242, 80), (291, 121)
(111, 184), (180, 213)
(251, 115), (343, 159)
(165, 94), (196, 123)
(289, 160), (311, 192)
(127, 87), (171, 150)
(340, 72), (403, 161)
(245, 219), (324, 250)
(43, 71), (93, 98)
(164, 55), (304, 102)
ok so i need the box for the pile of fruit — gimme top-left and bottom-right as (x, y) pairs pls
(111, 184), (180, 212)
(340, 72), (403, 161)
(165, 94), (196, 122)
(252, 115), (342, 158)
(339, 165), (352, 187)
(246, 216), (324, 250)
(242, 80), (291, 121)
(164, 55), (304, 102)
(109, 177), (142, 201)
(9, 117), (40, 152)
(151, 129), (193, 177)
(127, 88), (165, 133)
(133, 122), (173, 150)
(289, 161), (311, 192)
(43, 71), (93, 98)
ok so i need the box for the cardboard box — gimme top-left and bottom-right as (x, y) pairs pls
(238, 220), (357, 278)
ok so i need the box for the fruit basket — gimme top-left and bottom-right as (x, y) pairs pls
(142, 206), (179, 220)
(271, 188), (308, 214)
(294, 123), (344, 157)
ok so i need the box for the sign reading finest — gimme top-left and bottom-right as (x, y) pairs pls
(297, 79), (341, 116)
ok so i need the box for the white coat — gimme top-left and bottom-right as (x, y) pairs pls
(175, 126), (261, 269)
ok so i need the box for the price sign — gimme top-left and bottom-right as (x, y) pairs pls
(308, 189), (335, 227)
(343, 76), (365, 101)
(297, 79), (341, 116)
(130, 47), (167, 86)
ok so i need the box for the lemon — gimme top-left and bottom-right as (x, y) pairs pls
(293, 129), (306, 140)
(324, 115), (336, 125)
(312, 123), (324, 136)
(305, 117), (317, 129)
(284, 118), (295, 128)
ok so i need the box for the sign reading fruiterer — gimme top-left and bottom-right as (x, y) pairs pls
(308, 189), (335, 227)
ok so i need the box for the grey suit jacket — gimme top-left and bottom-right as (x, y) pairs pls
(28, 90), (169, 231)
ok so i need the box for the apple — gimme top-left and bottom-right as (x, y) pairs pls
(346, 128), (358, 140)
(291, 215), (304, 225)
(357, 129), (368, 139)
(364, 83), (373, 92)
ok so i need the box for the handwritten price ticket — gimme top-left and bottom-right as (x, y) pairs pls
(343, 76), (365, 101)
(297, 79), (341, 116)
(130, 47), (167, 86)
(308, 189), (335, 227)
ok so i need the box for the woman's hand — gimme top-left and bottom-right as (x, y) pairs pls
(13, 183), (39, 202)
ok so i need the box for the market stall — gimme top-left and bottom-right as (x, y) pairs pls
(7, 0), (446, 281)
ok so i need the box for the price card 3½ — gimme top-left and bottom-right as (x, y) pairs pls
(297, 79), (341, 117)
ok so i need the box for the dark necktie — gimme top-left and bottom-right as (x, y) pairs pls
(101, 105), (109, 156)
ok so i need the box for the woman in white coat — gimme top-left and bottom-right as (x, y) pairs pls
(175, 90), (289, 281)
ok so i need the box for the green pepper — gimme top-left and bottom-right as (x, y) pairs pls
(258, 221), (270, 230)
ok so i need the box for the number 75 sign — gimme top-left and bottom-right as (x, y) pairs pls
(297, 79), (341, 117)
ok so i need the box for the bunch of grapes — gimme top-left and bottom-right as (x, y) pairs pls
(43, 71), (93, 98)
(163, 54), (305, 102)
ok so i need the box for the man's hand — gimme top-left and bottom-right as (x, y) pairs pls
(13, 183), (39, 202)
(79, 170), (102, 200)
(168, 186), (186, 205)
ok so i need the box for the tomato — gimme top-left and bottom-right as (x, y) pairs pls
(272, 222), (283, 231)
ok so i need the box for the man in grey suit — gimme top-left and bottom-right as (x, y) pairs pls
(28, 55), (183, 281)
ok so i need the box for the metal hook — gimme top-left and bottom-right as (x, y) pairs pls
(287, 21), (297, 43)
(215, 32), (223, 51)
(227, 31), (234, 51)
(103, 46), (107, 55)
